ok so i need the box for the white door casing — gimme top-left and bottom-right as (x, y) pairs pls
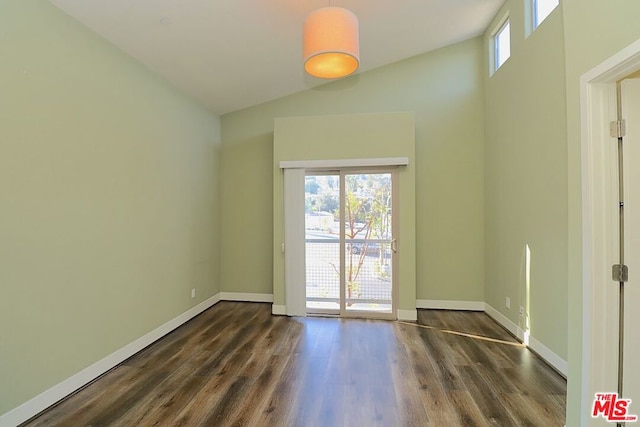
(621, 78), (640, 405)
(581, 39), (640, 426)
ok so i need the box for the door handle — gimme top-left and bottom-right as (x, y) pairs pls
(391, 239), (398, 254)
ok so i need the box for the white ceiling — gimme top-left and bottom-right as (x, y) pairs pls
(49, 0), (505, 115)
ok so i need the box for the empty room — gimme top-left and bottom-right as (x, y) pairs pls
(2, 1), (640, 426)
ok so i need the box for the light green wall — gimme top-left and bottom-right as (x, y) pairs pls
(0, 1), (221, 415)
(562, 1), (640, 425)
(221, 38), (486, 303)
(483, 2), (568, 361)
(272, 112), (416, 310)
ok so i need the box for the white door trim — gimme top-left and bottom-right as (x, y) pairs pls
(580, 38), (640, 426)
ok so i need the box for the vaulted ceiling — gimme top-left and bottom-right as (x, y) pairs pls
(49, 0), (504, 114)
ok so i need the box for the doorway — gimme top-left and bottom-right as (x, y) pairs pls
(581, 39), (640, 425)
(304, 169), (397, 319)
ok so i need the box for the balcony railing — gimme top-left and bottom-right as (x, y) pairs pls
(305, 239), (392, 312)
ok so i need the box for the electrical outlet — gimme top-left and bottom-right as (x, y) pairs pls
(505, 297), (511, 310)
(519, 306), (525, 316)
(191, 288), (196, 299)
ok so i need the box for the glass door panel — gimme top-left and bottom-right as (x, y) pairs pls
(305, 174), (340, 314)
(344, 173), (393, 315)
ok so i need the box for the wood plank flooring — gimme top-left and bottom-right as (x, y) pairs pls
(22, 302), (566, 426)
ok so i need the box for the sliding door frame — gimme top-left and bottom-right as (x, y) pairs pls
(305, 166), (399, 320)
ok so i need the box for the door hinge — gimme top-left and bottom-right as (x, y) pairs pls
(610, 120), (626, 138)
(612, 264), (629, 282)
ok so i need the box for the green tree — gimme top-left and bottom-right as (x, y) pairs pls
(318, 194), (339, 213)
(344, 174), (391, 303)
(327, 174), (392, 305)
(327, 176), (335, 189)
(305, 179), (320, 194)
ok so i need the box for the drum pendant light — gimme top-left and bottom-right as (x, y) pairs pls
(303, 7), (359, 79)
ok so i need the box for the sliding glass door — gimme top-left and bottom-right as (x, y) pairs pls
(305, 170), (397, 319)
(305, 173), (341, 313)
(343, 172), (395, 316)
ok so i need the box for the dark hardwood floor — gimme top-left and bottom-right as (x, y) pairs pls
(22, 302), (566, 426)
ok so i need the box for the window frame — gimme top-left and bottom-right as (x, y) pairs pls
(491, 16), (511, 75)
(532, 0), (559, 30)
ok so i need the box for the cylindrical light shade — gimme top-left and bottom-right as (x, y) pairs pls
(303, 7), (359, 79)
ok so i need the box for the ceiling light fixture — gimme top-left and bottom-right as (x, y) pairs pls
(303, 6), (359, 79)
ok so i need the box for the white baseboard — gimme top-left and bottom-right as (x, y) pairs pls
(0, 293), (221, 427)
(529, 335), (568, 377)
(220, 292), (273, 303)
(271, 304), (286, 315)
(397, 309), (417, 321)
(484, 303), (567, 376)
(416, 299), (484, 311)
(484, 303), (525, 341)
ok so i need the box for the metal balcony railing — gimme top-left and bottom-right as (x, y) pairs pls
(305, 239), (392, 311)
